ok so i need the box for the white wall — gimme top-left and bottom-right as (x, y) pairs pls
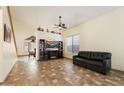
(62, 7), (124, 71)
(0, 7), (17, 82)
(13, 18), (35, 55)
(36, 31), (62, 60)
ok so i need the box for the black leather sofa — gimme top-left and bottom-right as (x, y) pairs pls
(73, 51), (111, 75)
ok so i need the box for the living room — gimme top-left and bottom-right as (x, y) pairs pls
(0, 5), (124, 86)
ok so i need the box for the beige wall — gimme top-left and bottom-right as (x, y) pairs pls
(13, 18), (35, 55)
(62, 7), (124, 71)
(0, 7), (17, 82)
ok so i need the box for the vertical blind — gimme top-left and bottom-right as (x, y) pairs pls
(66, 35), (79, 53)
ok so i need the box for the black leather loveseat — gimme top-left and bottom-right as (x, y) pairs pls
(73, 51), (111, 75)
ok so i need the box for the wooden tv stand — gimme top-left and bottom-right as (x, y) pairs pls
(48, 50), (60, 59)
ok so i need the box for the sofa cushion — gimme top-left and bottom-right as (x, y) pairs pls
(90, 52), (111, 60)
(75, 57), (103, 67)
(78, 51), (90, 59)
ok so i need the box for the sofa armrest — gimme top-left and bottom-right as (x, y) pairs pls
(73, 55), (78, 62)
(103, 59), (111, 74)
(73, 55), (78, 59)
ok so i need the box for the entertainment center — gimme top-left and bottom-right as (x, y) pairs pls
(38, 39), (63, 61)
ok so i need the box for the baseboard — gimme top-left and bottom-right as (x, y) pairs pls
(64, 57), (72, 60)
(64, 57), (73, 59)
(112, 69), (124, 74)
(17, 54), (29, 57)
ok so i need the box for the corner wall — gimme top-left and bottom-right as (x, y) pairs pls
(62, 7), (124, 71)
(0, 7), (17, 82)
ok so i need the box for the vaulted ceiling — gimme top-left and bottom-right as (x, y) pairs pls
(11, 6), (119, 32)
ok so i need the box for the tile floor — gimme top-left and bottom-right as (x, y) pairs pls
(1, 57), (124, 86)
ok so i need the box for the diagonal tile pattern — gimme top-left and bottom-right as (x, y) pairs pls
(1, 57), (124, 86)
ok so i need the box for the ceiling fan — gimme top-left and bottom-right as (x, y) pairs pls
(54, 16), (67, 30)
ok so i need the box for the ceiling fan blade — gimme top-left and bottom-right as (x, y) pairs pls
(62, 24), (65, 26)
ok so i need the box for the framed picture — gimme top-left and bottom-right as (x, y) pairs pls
(4, 24), (11, 43)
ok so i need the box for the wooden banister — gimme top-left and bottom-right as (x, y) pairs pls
(7, 6), (18, 56)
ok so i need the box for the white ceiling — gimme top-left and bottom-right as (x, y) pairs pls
(11, 6), (119, 32)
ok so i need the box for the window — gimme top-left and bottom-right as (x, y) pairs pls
(66, 35), (79, 53)
(66, 36), (72, 52)
(72, 35), (79, 53)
